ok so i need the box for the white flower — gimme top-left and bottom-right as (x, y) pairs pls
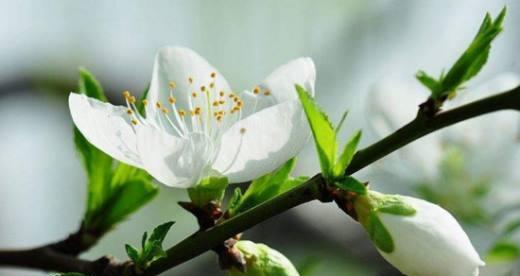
(69, 47), (315, 188)
(355, 191), (485, 276)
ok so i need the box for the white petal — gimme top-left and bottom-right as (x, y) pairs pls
(212, 100), (309, 183)
(146, 46), (231, 127)
(136, 126), (213, 188)
(239, 58), (316, 118)
(378, 196), (484, 276)
(68, 93), (141, 167)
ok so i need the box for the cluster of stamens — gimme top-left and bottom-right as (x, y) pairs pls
(122, 72), (271, 138)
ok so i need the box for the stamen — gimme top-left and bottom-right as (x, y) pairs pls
(156, 101), (162, 109)
(168, 81), (177, 89)
(122, 90), (131, 98)
(219, 91), (225, 97)
(192, 92), (198, 98)
(253, 86), (260, 95)
(264, 90), (271, 96)
(127, 109), (133, 115)
(209, 82), (215, 89)
(188, 76), (193, 84)
(240, 127), (246, 134)
(131, 119), (138, 125)
(168, 96), (176, 104)
(210, 72), (216, 78)
(142, 99), (148, 106)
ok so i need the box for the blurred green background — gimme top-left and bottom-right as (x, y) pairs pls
(0, 1), (519, 275)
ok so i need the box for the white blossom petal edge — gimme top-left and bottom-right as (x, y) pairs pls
(69, 46), (315, 188)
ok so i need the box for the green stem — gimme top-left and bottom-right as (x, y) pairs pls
(145, 86), (520, 275)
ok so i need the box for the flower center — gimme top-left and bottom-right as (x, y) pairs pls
(122, 72), (271, 141)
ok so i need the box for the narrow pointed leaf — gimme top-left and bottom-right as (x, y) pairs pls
(334, 176), (366, 195)
(125, 244), (140, 262)
(296, 85), (336, 178)
(333, 130), (362, 178)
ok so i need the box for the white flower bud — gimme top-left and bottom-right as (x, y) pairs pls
(228, 240), (299, 276)
(355, 191), (484, 276)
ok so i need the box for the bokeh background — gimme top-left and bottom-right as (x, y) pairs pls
(1, 1), (519, 275)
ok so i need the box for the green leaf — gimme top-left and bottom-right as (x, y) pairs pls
(229, 159), (306, 216)
(125, 244), (140, 262)
(98, 179), (158, 231)
(148, 221), (175, 245)
(416, 70), (441, 94)
(296, 85), (337, 178)
(333, 130), (362, 178)
(141, 231), (148, 250)
(416, 7), (506, 100)
(188, 176), (229, 207)
(227, 188), (243, 213)
(335, 110), (349, 134)
(366, 212), (394, 253)
(487, 240), (520, 263)
(334, 176), (366, 195)
(503, 220), (520, 237)
(78, 67), (107, 101)
(75, 68), (114, 223)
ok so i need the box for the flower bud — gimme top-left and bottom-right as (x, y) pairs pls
(354, 191), (484, 276)
(228, 240), (299, 276)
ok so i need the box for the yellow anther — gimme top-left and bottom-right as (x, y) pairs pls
(212, 101), (219, 107)
(236, 101), (243, 107)
(188, 76), (193, 84)
(161, 107), (169, 114)
(178, 110), (186, 117)
(233, 97), (239, 103)
(253, 86), (260, 94)
(240, 128), (246, 134)
(190, 110), (195, 116)
(156, 102), (162, 108)
(229, 94), (235, 99)
(219, 100), (225, 105)
(142, 99), (148, 105)
(194, 109), (201, 115)
(131, 119), (138, 125)
(200, 86), (206, 92)
(219, 91), (225, 97)
(168, 96), (176, 104)
(216, 115), (223, 122)
(168, 81), (177, 89)
(129, 96), (136, 104)
(192, 92), (197, 98)
(122, 90), (131, 98)
(127, 109), (133, 115)
(264, 90), (271, 96)
(210, 72), (216, 78)
(209, 82), (215, 89)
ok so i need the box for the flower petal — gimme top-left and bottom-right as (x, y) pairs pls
(68, 93), (141, 167)
(136, 126), (213, 188)
(212, 100), (309, 183)
(239, 57), (316, 117)
(146, 46), (231, 128)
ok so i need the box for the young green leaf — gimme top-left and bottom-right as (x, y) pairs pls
(335, 110), (349, 134)
(417, 7), (507, 100)
(229, 159), (306, 216)
(334, 176), (367, 195)
(125, 244), (140, 262)
(78, 67), (107, 101)
(296, 85), (337, 178)
(486, 240), (520, 263)
(333, 130), (362, 178)
(148, 221), (175, 245)
(74, 68), (114, 223)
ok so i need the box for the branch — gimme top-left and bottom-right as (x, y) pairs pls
(145, 86), (520, 274)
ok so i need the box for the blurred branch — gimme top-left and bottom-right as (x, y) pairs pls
(0, 86), (518, 275)
(144, 86), (520, 275)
